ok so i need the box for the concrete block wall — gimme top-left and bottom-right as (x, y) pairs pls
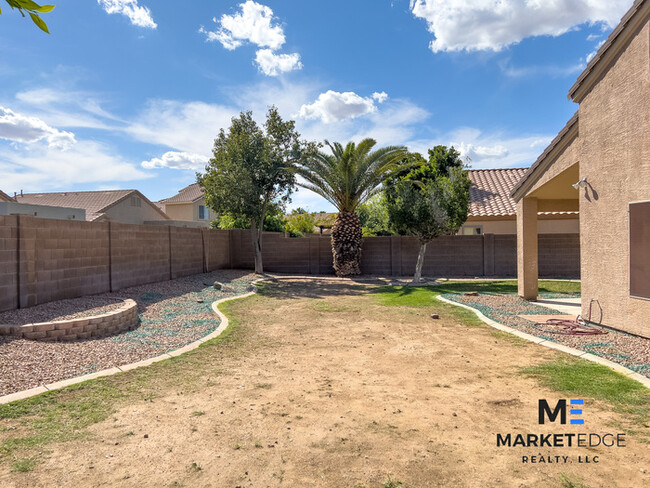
(170, 226), (204, 279)
(18, 215), (110, 308)
(538, 234), (580, 277)
(0, 216), (18, 311)
(204, 228), (231, 271)
(110, 223), (170, 291)
(0, 215), (581, 313)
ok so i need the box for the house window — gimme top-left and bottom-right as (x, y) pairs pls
(198, 205), (207, 220)
(461, 225), (482, 236)
(630, 201), (650, 300)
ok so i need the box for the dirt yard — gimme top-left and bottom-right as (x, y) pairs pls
(1, 279), (648, 488)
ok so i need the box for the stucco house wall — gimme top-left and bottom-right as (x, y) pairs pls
(162, 198), (216, 224)
(463, 217), (579, 235)
(102, 194), (169, 225)
(576, 15), (650, 337)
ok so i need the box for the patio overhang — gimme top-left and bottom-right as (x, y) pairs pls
(511, 116), (581, 300)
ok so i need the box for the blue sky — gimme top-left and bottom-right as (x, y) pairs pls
(0, 0), (632, 211)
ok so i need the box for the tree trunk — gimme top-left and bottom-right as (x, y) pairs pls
(412, 241), (427, 284)
(251, 221), (264, 275)
(331, 210), (362, 277)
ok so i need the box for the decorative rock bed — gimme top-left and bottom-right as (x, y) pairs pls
(442, 292), (650, 378)
(0, 299), (139, 341)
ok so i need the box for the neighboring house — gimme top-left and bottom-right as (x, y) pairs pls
(512, 0), (649, 338)
(157, 183), (216, 227)
(462, 169), (579, 235)
(16, 190), (169, 225)
(0, 190), (14, 202)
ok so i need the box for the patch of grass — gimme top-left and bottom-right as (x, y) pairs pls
(372, 280), (579, 308)
(189, 462), (202, 472)
(559, 472), (584, 488)
(11, 457), (37, 473)
(522, 357), (650, 428)
(191, 411), (205, 417)
(489, 330), (529, 346)
(312, 301), (350, 312)
(384, 475), (404, 488)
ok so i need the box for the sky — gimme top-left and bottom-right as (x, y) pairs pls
(0, 0), (633, 212)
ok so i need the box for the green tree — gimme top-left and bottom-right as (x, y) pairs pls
(294, 139), (406, 276)
(211, 202), (288, 233)
(2, 1), (55, 33)
(385, 146), (471, 283)
(357, 194), (391, 237)
(198, 107), (314, 274)
(286, 209), (317, 236)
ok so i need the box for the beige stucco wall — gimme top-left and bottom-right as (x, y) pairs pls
(163, 198), (216, 223)
(103, 195), (168, 225)
(464, 218), (579, 235)
(577, 18), (650, 337)
(0, 202), (86, 221)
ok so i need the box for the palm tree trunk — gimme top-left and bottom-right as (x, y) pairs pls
(412, 241), (427, 284)
(331, 210), (362, 277)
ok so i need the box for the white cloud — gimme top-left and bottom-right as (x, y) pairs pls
(127, 100), (235, 155)
(142, 151), (208, 170)
(409, 0), (630, 52)
(202, 1), (285, 50)
(0, 141), (150, 191)
(372, 92), (389, 103)
(0, 106), (76, 149)
(499, 61), (584, 79)
(407, 127), (553, 169)
(298, 90), (383, 123)
(97, 0), (157, 29)
(201, 1), (301, 77)
(586, 39), (607, 62)
(254, 49), (302, 76)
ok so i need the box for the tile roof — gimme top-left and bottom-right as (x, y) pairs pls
(159, 183), (204, 204)
(16, 190), (168, 221)
(0, 189), (14, 202)
(467, 168), (529, 217)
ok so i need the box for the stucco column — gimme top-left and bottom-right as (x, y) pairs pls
(517, 197), (538, 300)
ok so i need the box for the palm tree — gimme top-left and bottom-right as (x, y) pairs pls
(295, 139), (407, 277)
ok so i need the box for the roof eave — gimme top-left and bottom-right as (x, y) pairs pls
(568, 0), (649, 103)
(510, 114), (579, 202)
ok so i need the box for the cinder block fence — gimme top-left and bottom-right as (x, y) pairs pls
(0, 215), (579, 312)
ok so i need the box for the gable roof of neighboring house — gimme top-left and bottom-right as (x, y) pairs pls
(569, 0), (649, 102)
(0, 190), (15, 202)
(16, 190), (169, 222)
(159, 183), (204, 205)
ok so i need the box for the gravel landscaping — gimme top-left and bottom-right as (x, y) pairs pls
(0, 297), (125, 326)
(0, 270), (257, 396)
(443, 292), (650, 378)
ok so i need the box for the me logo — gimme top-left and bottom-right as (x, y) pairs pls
(538, 399), (584, 425)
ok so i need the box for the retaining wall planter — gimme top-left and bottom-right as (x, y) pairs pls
(0, 299), (139, 341)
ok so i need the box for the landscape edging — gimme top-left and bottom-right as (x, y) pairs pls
(436, 295), (650, 389)
(0, 280), (265, 405)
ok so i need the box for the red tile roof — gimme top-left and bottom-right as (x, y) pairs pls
(159, 183), (204, 204)
(16, 190), (168, 221)
(467, 168), (528, 217)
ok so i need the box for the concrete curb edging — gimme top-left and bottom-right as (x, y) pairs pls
(0, 280), (264, 405)
(437, 295), (650, 389)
